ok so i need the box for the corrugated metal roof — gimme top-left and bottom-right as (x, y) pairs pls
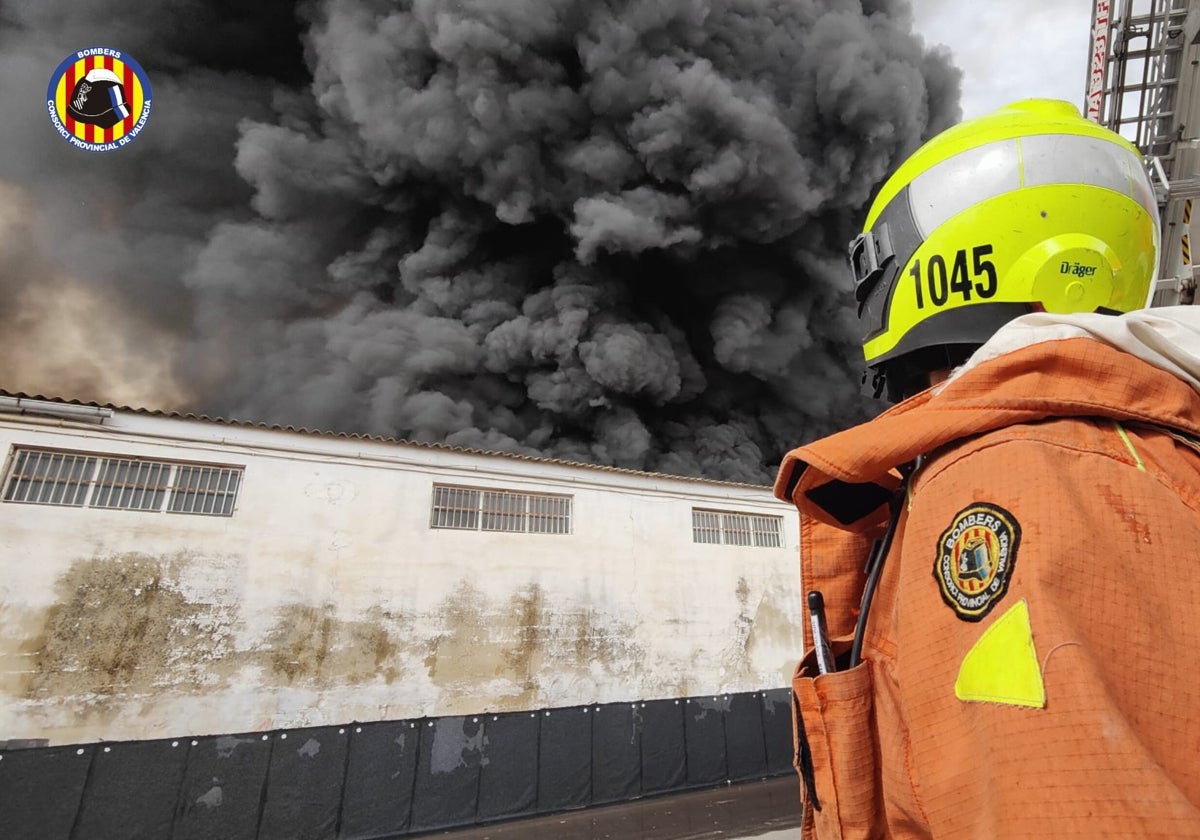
(0, 391), (775, 491)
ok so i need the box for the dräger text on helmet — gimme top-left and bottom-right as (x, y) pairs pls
(1060, 261), (1099, 277)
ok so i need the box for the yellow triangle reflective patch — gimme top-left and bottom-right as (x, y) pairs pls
(954, 599), (1045, 708)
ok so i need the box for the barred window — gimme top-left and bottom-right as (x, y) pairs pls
(92, 457), (170, 511)
(692, 509), (722, 544)
(482, 490), (526, 532)
(2, 447), (242, 517)
(430, 485), (480, 530)
(693, 508), (783, 548)
(751, 514), (783, 548)
(2, 450), (97, 507)
(431, 484), (572, 534)
(724, 513), (753, 546)
(529, 494), (572, 535)
(169, 465), (241, 516)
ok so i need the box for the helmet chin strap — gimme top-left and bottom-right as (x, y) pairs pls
(861, 368), (888, 400)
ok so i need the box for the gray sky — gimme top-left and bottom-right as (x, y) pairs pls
(912, 0), (1097, 119)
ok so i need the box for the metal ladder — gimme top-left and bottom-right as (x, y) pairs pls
(1087, 0), (1200, 304)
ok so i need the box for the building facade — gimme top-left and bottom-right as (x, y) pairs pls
(0, 395), (802, 747)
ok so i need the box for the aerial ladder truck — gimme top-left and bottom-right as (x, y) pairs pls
(1088, 0), (1200, 304)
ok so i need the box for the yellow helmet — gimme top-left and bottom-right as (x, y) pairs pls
(849, 99), (1160, 401)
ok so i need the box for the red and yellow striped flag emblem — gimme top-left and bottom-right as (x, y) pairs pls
(53, 54), (145, 144)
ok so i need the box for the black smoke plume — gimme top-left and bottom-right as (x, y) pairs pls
(1, 0), (960, 483)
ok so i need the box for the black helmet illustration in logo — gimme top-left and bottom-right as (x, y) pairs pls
(66, 68), (131, 129)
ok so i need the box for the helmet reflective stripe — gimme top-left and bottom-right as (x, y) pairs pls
(862, 99), (1143, 231)
(902, 134), (1158, 251)
(908, 141), (1021, 240)
(1018, 135), (1157, 224)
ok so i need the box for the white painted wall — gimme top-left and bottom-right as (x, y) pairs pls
(0, 407), (801, 745)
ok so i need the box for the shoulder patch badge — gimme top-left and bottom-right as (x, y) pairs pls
(933, 502), (1020, 622)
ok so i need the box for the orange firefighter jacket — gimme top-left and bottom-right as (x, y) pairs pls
(774, 311), (1200, 839)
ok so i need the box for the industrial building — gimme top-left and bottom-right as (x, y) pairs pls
(0, 393), (800, 837)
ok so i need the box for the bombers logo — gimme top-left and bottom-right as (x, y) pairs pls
(933, 503), (1021, 622)
(47, 47), (152, 153)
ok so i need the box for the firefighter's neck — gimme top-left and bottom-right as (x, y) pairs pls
(928, 368), (952, 388)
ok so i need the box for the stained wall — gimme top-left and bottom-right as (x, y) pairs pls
(0, 409), (801, 745)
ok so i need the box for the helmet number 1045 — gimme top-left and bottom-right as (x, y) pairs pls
(909, 245), (998, 309)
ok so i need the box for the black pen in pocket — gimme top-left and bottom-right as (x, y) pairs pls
(808, 590), (836, 675)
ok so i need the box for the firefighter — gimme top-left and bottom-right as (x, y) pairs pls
(775, 99), (1200, 838)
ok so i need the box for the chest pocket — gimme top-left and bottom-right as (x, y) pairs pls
(792, 644), (883, 839)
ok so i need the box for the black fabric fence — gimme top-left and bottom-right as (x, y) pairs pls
(0, 688), (793, 840)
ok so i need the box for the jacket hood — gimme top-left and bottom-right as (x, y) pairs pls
(949, 306), (1200, 391)
(774, 306), (1200, 530)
